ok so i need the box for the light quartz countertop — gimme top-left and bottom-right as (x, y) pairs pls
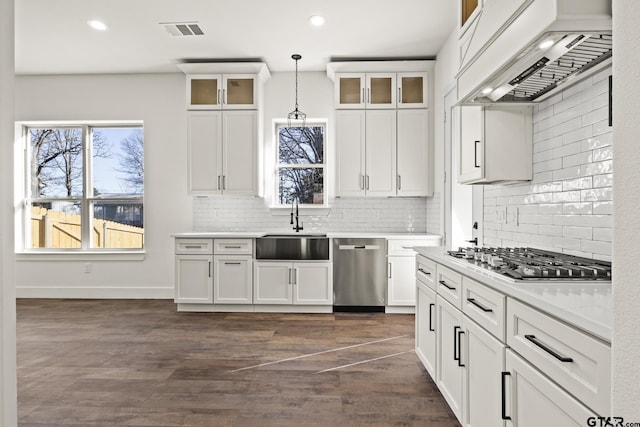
(173, 231), (442, 241)
(414, 246), (612, 343)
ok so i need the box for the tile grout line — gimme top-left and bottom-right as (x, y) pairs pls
(229, 335), (410, 372)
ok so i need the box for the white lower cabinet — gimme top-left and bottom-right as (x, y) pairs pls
(214, 256), (252, 304)
(435, 295), (464, 421)
(504, 349), (596, 426)
(175, 254), (213, 304)
(254, 261), (332, 305)
(415, 280), (437, 378)
(462, 315), (506, 427)
(388, 256), (416, 306)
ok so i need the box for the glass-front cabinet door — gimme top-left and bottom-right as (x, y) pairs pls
(335, 73), (365, 109)
(366, 73), (396, 109)
(188, 74), (222, 110)
(397, 72), (428, 108)
(187, 74), (257, 110)
(223, 74), (257, 109)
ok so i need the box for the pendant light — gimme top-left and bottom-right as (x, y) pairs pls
(287, 54), (307, 128)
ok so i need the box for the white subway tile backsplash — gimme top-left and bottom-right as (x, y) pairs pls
(482, 67), (612, 258)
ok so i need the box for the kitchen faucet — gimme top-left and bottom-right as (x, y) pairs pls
(290, 197), (304, 232)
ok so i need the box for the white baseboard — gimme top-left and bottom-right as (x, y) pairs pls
(16, 286), (174, 299)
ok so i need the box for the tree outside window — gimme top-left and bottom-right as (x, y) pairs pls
(276, 123), (326, 206)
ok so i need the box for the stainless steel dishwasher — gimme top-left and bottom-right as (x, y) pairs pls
(332, 238), (387, 311)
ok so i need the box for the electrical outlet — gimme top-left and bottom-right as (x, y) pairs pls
(84, 263), (92, 274)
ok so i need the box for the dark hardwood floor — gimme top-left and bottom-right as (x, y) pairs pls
(17, 299), (461, 426)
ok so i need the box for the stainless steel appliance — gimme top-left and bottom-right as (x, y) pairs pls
(256, 234), (329, 260)
(333, 238), (387, 310)
(447, 247), (611, 281)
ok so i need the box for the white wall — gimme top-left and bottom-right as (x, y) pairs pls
(483, 66), (613, 260)
(612, 0), (640, 416)
(0, 0), (17, 423)
(14, 74), (191, 298)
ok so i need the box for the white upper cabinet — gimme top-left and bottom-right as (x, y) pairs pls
(397, 109), (431, 196)
(186, 73), (259, 110)
(397, 72), (429, 109)
(335, 73), (396, 109)
(457, 105), (533, 185)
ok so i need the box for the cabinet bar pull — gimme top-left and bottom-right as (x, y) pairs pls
(388, 263), (392, 279)
(362, 88), (365, 104)
(224, 245), (241, 249)
(222, 175), (226, 190)
(428, 303), (435, 331)
(467, 298), (493, 312)
(223, 88), (226, 104)
(397, 175), (401, 190)
(501, 372), (512, 420)
(398, 87), (402, 103)
(224, 262), (241, 265)
(208, 261), (212, 278)
(453, 326), (460, 361)
(367, 88), (370, 104)
(360, 174), (365, 190)
(365, 175), (370, 190)
(418, 267), (431, 276)
(524, 334), (574, 362)
(474, 140), (480, 168)
(217, 89), (221, 105)
(288, 268), (292, 285)
(439, 280), (456, 291)
(457, 329), (465, 367)
(184, 245), (202, 249)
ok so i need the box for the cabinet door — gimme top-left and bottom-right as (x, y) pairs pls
(335, 110), (366, 197)
(222, 110), (257, 195)
(365, 110), (397, 196)
(222, 74), (257, 109)
(397, 109), (430, 196)
(188, 111), (223, 194)
(388, 256), (416, 306)
(187, 74), (222, 110)
(458, 105), (483, 183)
(397, 72), (428, 108)
(504, 349), (596, 426)
(293, 262), (332, 305)
(214, 256), (253, 304)
(366, 73), (396, 109)
(462, 316), (506, 427)
(253, 262), (292, 304)
(436, 296), (464, 423)
(335, 73), (365, 109)
(416, 282), (437, 378)
(175, 255), (213, 304)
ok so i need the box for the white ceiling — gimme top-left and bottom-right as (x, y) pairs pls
(15, 0), (457, 74)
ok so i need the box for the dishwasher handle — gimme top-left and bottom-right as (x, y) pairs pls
(338, 245), (382, 250)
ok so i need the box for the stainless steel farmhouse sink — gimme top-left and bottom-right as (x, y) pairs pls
(256, 234), (329, 260)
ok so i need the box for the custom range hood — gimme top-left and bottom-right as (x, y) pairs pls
(457, 0), (612, 104)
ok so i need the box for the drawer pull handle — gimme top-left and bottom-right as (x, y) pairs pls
(428, 303), (435, 332)
(418, 268), (431, 276)
(439, 280), (456, 291)
(224, 245), (242, 249)
(453, 326), (460, 362)
(184, 245), (202, 249)
(224, 262), (242, 265)
(501, 372), (511, 420)
(524, 334), (574, 362)
(467, 298), (493, 313)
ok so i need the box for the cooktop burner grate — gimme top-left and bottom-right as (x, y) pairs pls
(447, 247), (611, 281)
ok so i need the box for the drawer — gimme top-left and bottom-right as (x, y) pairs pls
(462, 277), (505, 341)
(435, 264), (463, 310)
(388, 239), (434, 256)
(175, 238), (213, 255)
(506, 298), (611, 416)
(416, 256), (436, 290)
(214, 239), (254, 255)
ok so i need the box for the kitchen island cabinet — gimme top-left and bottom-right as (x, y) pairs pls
(414, 246), (611, 425)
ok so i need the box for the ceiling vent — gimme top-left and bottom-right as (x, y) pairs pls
(160, 22), (204, 37)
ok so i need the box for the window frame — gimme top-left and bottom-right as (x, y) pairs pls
(273, 120), (328, 208)
(20, 121), (144, 253)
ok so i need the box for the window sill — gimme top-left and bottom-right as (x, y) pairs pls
(269, 206), (331, 216)
(16, 251), (146, 262)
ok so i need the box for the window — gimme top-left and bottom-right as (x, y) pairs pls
(24, 124), (144, 250)
(275, 122), (326, 206)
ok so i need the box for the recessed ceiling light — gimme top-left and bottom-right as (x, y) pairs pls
(87, 20), (108, 31)
(538, 39), (554, 49)
(308, 15), (325, 27)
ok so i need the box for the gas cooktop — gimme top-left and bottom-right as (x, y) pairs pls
(447, 247), (612, 281)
